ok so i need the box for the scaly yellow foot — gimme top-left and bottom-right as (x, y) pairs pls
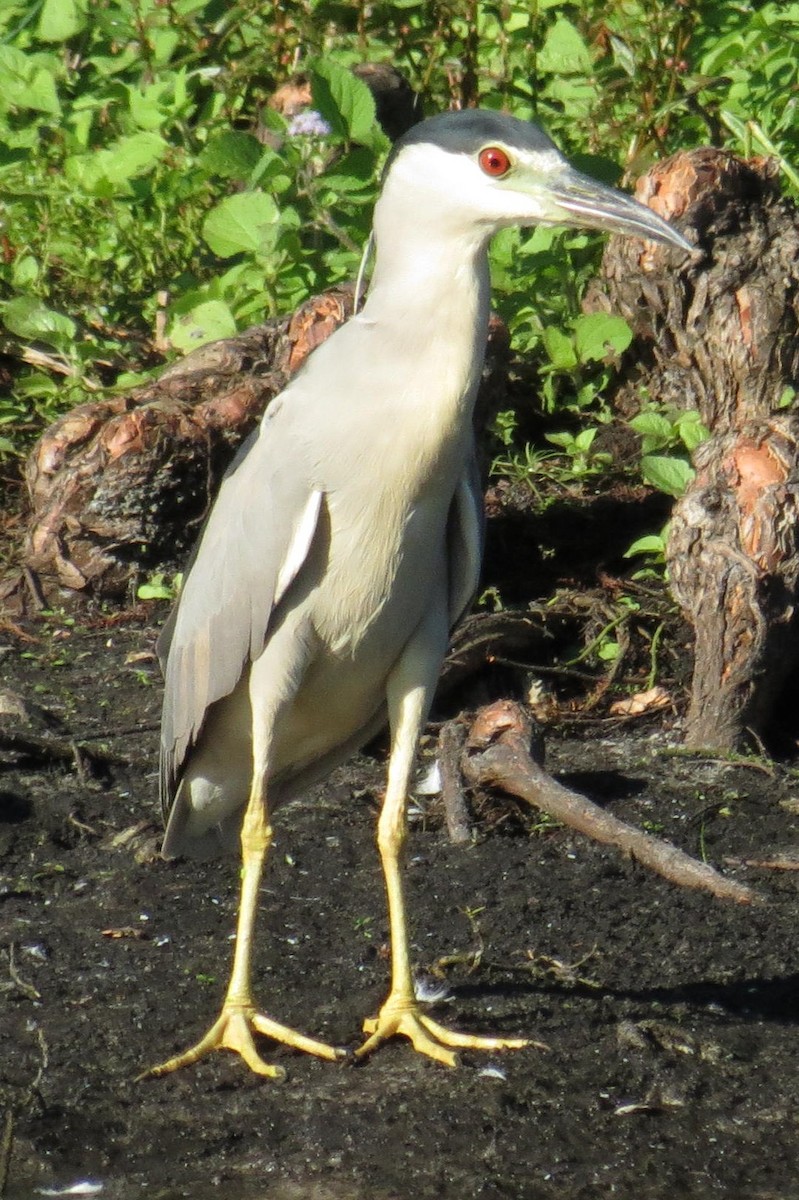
(355, 996), (530, 1067)
(142, 1002), (346, 1080)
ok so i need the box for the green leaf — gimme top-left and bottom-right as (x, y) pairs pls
(538, 17), (593, 75)
(168, 299), (237, 352)
(609, 34), (637, 79)
(250, 147), (293, 191)
(574, 428), (597, 453)
(597, 640), (620, 662)
(151, 27), (180, 66)
(137, 571), (182, 601)
(542, 325), (577, 370)
(0, 148), (28, 172)
(630, 411), (672, 437)
(199, 132), (262, 181)
(320, 147), (377, 193)
(126, 81), (174, 131)
(641, 454), (695, 498)
(12, 255), (40, 287)
(37, 0), (85, 41)
(311, 61), (379, 146)
(65, 132), (167, 192)
(202, 192), (279, 257)
(546, 431), (576, 449)
(625, 534), (667, 559)
(573, 313), (632, 363)
(629, 410), (674, 452)
(105, 131), (167, 181)
(543, 75), (598, 117)
(675, 410), (710, 452)
(2, 296), (76, 348)
(27, 66), (62, 115)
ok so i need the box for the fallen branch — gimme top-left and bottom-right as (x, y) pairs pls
(0, 729), (123, 775)
(723, 855), (799, 872)
(461, 700), (758, 906)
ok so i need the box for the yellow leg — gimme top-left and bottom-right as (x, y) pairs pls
(145, 771), (344, 1079)
(355, 620), (529, 1067)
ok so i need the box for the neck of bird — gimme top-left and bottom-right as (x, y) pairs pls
(360, 223), (493, 427)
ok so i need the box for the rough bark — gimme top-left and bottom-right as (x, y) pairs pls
(587, 149), (799, 750)
(6, 288), (355, 606)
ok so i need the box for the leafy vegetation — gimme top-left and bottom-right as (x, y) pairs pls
(1, 0), (798, 509)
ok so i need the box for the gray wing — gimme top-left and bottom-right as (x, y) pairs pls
(447, 442), (484, 629)
(158, 402), (323, 819)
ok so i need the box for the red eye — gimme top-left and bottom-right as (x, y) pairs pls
(478, 146), (511, 177)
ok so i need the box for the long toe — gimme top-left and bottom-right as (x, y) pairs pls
(355, 998), (534, 1067)
(143, 1003), (346, 1079)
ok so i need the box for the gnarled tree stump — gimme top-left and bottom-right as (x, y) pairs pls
(14, 287), (355, 603)
(588, 150), (799, 750)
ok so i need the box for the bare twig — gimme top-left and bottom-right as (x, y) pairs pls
(0, 729), (126, 772)
(723, 855), (799, 872)
(22, 566), (46, 611)
(4, 944), (40, 1002)
(438, 720), (471, 844)
(461, 700), (758, 906)
(0, 1009), (49, 1197)
(0, 1108), (13, 1199)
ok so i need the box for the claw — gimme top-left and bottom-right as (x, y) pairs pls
(141, 1002), (345, 1080)
(355, 997), (531, 1067)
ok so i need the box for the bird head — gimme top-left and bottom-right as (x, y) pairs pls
(378, 109), (691, 252)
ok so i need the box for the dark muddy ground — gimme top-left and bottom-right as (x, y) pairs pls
(2, 610), (799, 1200)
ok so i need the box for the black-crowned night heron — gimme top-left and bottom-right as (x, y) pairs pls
(150, 109), (690, 1079)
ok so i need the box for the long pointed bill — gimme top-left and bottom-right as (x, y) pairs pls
(546, 165), (692, 252)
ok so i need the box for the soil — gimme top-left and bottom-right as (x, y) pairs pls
(2, 608), (799, 1200)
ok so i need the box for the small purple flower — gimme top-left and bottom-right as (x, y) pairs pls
(287, 109), (332, 138)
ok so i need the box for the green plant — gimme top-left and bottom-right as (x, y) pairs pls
(629, 405), (709, 498)
(544, 427), (612, 478)
(623, 406), (710, 576)
(137, 571), (183, 602)
(625, 526), (670, 581)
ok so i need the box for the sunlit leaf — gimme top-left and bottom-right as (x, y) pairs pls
(629, 411), (674, 452)
(36, 0), (85, 42)
(311, 61), (380, 147)
(2, 296), (76, 348)
(675, 410), (710, 452)
(641, 454), (695, 497)
(625, 534), (667, 559)
(538, 17), (592, 74)
(199, 132), (262, 181)
(65, 133), (167, 192)
(202, 192), (280, 257)
(542, 325), (577, 370)
(27, 66), (62, 115)
(573, 313), (632, 362)
(168, 299), (237, 351)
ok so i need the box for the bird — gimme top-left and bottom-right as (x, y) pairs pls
(148, 109), (690, 1079)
